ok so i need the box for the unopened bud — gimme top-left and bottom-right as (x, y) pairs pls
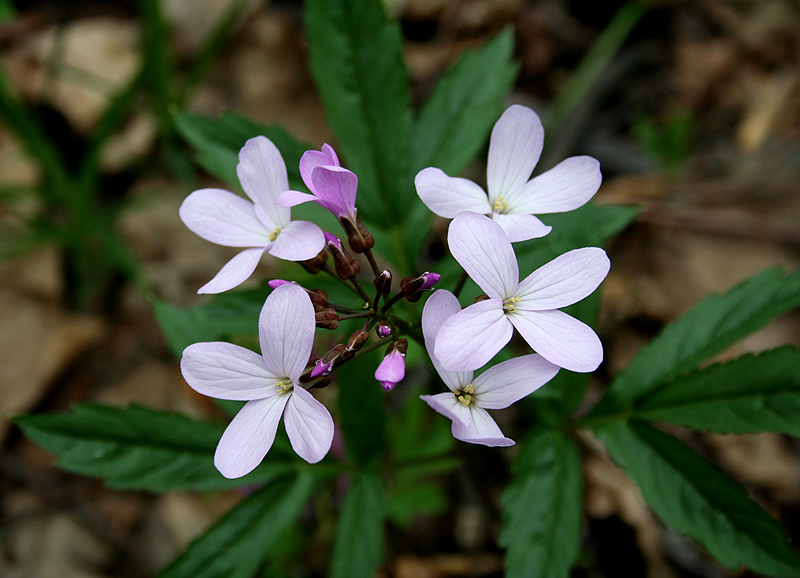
(315, 308), (339, 330)
(373, 270), (392, 295)
(325, 232), (360, 279)
(300, 249), (329, 274)
(376, 321), (392, 339)
(346, 329), (370, 352)
(375, 338), (408, 391)
(307, 375), (333, 389)
(308, 289), (328, 310)
(310, 344), (354, 378)
(400, 271), (441, 302)
(340, 214), (375, 253)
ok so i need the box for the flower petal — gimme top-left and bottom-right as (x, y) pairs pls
(267, 220), (326, 261)
(516, 247), (610, 309)
(508, 309), (603, 373)
(299, 148), (338, 192)
(258, 283), (316, 380)
(276, 190), (317, 209)
(375, 350), (405, 390)
(422, 290), (472, 391)
(452, 406), (514, 447)
(471, 354), (560, 409)
(511, 156), (601, 214)
(198, 247), (266, 294)
(283, 386), (334, 463)
(486, 105), (543, 201)
(414, 167), (491, 218)
(420, 392), (471, 427)
(448, 212), (518, 299)
(181, 342), (281, 400)
(491, 212), (551, 242)
(434, 299), (513, 372)
(236, 136), (291, 228)
(310, 166), (358, 219)
(214, 395), (290, 478)
(180, 188), (270, 247)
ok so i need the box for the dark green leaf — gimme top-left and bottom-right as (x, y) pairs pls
(16, 404), (294, 492)
(159, 473), (315, 578)
(597, 419), (800, 577)
(633, 346), (800, 435)
(412, 28), (517, 175)
(500, 428), (582, 578)
(330, 472), (385, 578)
(337, 349), (386, 465)
(304, 0), (413, 227)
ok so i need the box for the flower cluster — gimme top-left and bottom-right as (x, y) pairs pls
(179, 105), (609, 478)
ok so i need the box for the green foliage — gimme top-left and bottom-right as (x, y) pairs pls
(158, 473), (316, 578)
(15, 404), (295, 492)
(337, 349), (387, 465)
(633, 346), (800, 435)
(330, 472), (386, 578)
(500, 428), (583, 578)
(597, 420), (800, 577)
(304, 0), (413, 228)
(633, 108), (693, 176)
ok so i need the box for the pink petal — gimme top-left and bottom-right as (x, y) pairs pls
(486, 105), (544, 201)
(422, 290), (472, 392)
(516, 247), (610, 310)
(283, 386), (334, 464)
(198, 247), (266, 294)
(414, 167), (491, 218)
(321, 144), (340, 165)
(471, 354), (560, 409)
(434, 299), (513, 372)
(512, 156), (601, 214)
(310, 166), (358, 219)
(420, 392), (472, 427)
(180, 188), (271, 247)
(508, 309), (603, 373)
(236, 136), (291, 229)
(452, 406), (514, 447)
(267, 220), (326, 261)
(214, 395), (290, 478)
(258, 283), (316, 380)
(181, 342), (281, 400)
(276, 190), (317, 208)
(491, 212), (551, 242)
(448, 212), (518, 300)
(299, 148), (339, 192)
(375, 350), (405, 390)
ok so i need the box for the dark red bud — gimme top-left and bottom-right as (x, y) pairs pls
(325, 232), (360, 279)
(299, 249), (328, 274)
(346, 329), (370, 352)
(340, 214), (375, 253)
(374, 270), (392, 295)
(315, 308), (339, 330)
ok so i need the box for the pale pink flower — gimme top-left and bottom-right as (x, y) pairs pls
(421, 290), (560, 446)
(415, 104), (601, 242)
(434, 212), (609, 373)
(180, 283), (334, 478)
(180, 136), (325, 294)
(375, 339), (407, 391)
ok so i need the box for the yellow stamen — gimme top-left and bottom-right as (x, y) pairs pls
(274, 379), (293, 393)
(503, 296), (521, 313)
(454, 383), (476, 407)
(493, 196), (509, 213)
(268, 227), (282, 242)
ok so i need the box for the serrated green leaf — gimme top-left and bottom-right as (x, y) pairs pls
(594, 268), (800, 413)
(500, 428), (582, 578)
(330, 472), (385, 578)
(158, 473), (315, 578)
(304, 0), (412, 227)
(16, 404), (295, 492)
(633, 346), (800, 435)
(412, 28), (517, 175)
(597, 419), (800, 577)
(337, 349), (386, 465)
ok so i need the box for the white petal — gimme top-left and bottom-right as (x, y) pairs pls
(283, 387), (334, 463)
(414, 167), (491, 218)
(509, 309), (603, 373)
(276, 190), (316, 208)
(448, 212), (518, 299)
(452, 406), (514, 447)
(434, 299), (513, 372)
(511, 156), (601, 214)
(267, 220), (326, 261)
(422, 290), (472, 391)
(471, 354), (560, 409)
(237, 136), (291, 228)
(516, 247), (610, 310)
(181, 342), (281, 400)
(491, 212), (551, 242)
(198, 247), (266, 294)
(214, 395), (290, 478)
(420, 392), (472, 427)
(258, 283), (316, 380)
(486, 105), (543, 201)
(180, 188), (270, 247)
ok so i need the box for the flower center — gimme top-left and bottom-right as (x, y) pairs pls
(274, 378), (293, 393)
(268, 227), (282, 242)
(493, 196), (509, 214)
(502, 296), (521, 313)
(454, 384), (476, 407)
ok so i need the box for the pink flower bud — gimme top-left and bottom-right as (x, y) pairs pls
(375, 339), (408, 391)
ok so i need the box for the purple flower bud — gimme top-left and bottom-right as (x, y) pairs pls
(309, 343), (354, 379)
(400, 271), (441, 302)
(375, 339), (407, 391)
(376, 321), (392, 339)
(268, 279), (292, 289)
(325, 232), (360, 279)
(324, 231), (341, 250)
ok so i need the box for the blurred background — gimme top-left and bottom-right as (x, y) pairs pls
(1, 0), (800, 576)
